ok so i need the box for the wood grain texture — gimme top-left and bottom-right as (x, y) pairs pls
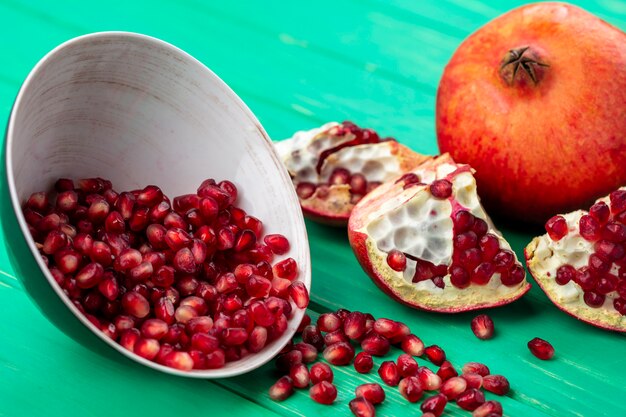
(1, 1), (625, 416)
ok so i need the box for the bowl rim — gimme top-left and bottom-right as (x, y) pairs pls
(4, 31), (311, 378)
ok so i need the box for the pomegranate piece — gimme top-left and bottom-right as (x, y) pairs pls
(275, 121), (429, 225)
(349, 397), (376, 417)
(398, 376), (423, 402)
(420, 393), (448, 416)
(471, 314), (495, 340)
(309, 381), (337, 405)
(456, 388), (486, 411)
(348, 154), (530, 312)
(355, 383), (385, 405)
(527, 337), (555, 360)
(354, 352), (374, 374)
(526, 190), (626, 332)
(473, 401), (503, 417)
(269, 376), (294, 401)
(24, 177), (305, 372)
(310, 363), (333, 384)
(482, 375), (510, 395)
(378, 361), (400, 386)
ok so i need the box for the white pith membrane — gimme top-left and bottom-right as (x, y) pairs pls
(350, 154), (530, 311)
(526, 192), (626, 331)
(274, 122), (428, 221)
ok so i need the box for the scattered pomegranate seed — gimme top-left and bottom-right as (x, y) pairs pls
(470, 315), (495, 340)
(436, 361), (458, 381)
(344, 311), (367, 340)
(416, 366), (442, 390)
(482, 375), (510, 395)
(361, 334), (390, 356)
(398, 376), (423, 402)
(462, 362), (490, 377)
(440, 376), (467, 400)
(349, 397), (375, 417)
(528, 337), (554, 360)
(269, 376), (294, 401)
(355, 383), (385, 405)
(424, 345), (446, 366)
(456, 388), (486, 411)
(461, 373), (483, 389)
(26, 177), (304, 372)
(290, 363), (311, 389)
(309, 381), (337, 404)
(310, 362), (334, 384)
(420, 393), (447, 416)
(397, 353), (418, 377)
(317, 312), (342, 332)
(401, 334), (424, 356)
(276, 350), (303, 373)
(354, 352), (374, 373)
(378, 361), (400, 386)
(472, 400), (503, 417)
(323, 342), (355, 366)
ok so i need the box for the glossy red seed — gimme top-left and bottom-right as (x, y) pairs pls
(470, 314), (495, 340)
(323, 342), (355, 366)
(416, 366), (442, 390)
(274, 258), (298, 280)
(461, 373), (483, 389)
(590, 202), (610, 224)
(269, 376), (294, 401)
(276, 350), (303, 373)
(290, 363), (310, 389)
(555, 264), (576, 285)
(545, 215), (568, 241)
(397, 354), (418, 377)
(462, 362), (490, 377)
(424, 345), (446, 366)
(436, 361), (458, 381)
(310, 381), (337, 405)
(264, 234), (290, 255)
(354, 352), (374, 373)
(398, 376), (423, 402)
(121, 291), (150, 318)
(140, 319), (169, 340)
(309, 362), (333, 384)
(473, 400), (503, 417)
(482, 375), (510, 395)
(355, 383), (385, 405)
(610, 190), (626, 213)
(349, 397), (375, 417)
(289, 281), (309, 308)
(317, 312), (342, 332)
(579, 215), (601, 241)
(456, 388), (486, 411)
(302, 325), (325, 351)
(455, 231), (478, 250)
(420, 393), (447, 416)
(429, 179), (453, 199)
(344, 311), (367, 340)
(360, 333), (391, 356)
(471, 262), (495, 285)
(440, 376), (467, 400)
(574, 267), (597, 291)
(583, 291), (605, 307)
(378, 361), (400, 386)
(387, 249), (407, 271)
(453, 210), (475, 233)
(75, 262), (104, 289)
(528, 337), (554, 360)
(401, 334), (425, 356)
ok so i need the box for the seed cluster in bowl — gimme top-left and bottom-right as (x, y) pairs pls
(23, 177), (309, 371)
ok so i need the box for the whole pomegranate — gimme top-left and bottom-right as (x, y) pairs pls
(436, 3), (626, 224)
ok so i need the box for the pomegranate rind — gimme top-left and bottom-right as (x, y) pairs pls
(525, 207), (626, 332)
(348, 154), (530, 313)
(276, 123), (430, 226)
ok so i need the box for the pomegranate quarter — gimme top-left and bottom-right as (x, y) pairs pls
(348, 154), (531, 312)
(275, 121), (429, 226)
(525, 188), (626, 332)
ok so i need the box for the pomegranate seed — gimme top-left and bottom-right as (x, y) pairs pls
(400, 334), (424, 356)
(290, 363), (310, 389)
(387, 249), (407, 271)
(245, 275), (272, 298)
(453, 210), (475, 232)
(350, 173), (368, 195)
(221, 328), (248, 346)
(296, 182), (316, 199)
(134, 338), (160, 360)
(528, 337), (554, 360)
(462, 373), (483, 389)
(42, 230), (68, 255)
(264, 234), (290, 255)
(602, 222), (626, 242)
(610, 190), (626, 213)
(482, 375), (510, 395)
(323, 342), (355, 366)
(276, 350), (303, 372)
(501, 264), (525, 286)
(361, 334), (390, 356)
(329, 168), (351, 185)
(129, 261), (154, 282)
(429, 179), (453, 199)
(163, 212), (187, 230)
(344, 311), (367, 340)
(555, 264), (576, 285)
(469, 314), (495, 340)
(440, 376), (467, 400)
(310, 363), (333, 384)
(378, 361), (400, 386)
(472, 401), (503, 417)
(121, 291), (150, 318)
(120, 328), (141, 351)
(269, 376), (294, 401)
(349, 397), (375, 417)
(294, 342), (318, 363)
(354, 352), (374, 373)
(462, 362), (490, 377)
(545, 215), (568, 241)
(75, 262), (104, 289)
(162, 351), (193, 371)
(471, 262), (495, 285)
(289, 281), (309, 308)
(318, 313), (342, 332)
(302, 325), (325, 351)
(54, 248), (81, 274)
(234, 229), (257, 252)
(205, 349), (226, 369)
(436, 361), (458, 381)
(398, 376), (423, 402)
(324, 330), (349, 346)
(187, 316), (214, 334)
(424, 345), (445, 366)
(455, 231), (478, 250)
(56, 190), (79, 212)
(274, 258), (298, 280)
(416, 366), (442, 390)
(397, 353), (418, 377)
(98, 275), (119, 301)
(247, 326), (268, 353)
(589, 201), (610, 223)
(479, 234), (500, 260)
(355, 383), (385, 404)
(456, 388), (486, 411)
(136, 185), (163, 207)
(472, 218), (488, 236)
(309, 381), (337, 405)
(584, 291), (605, 307)
(420, 393), (447, 416)
(579, 215), (601, 241)
(373, 318), (400, 339)
(297, 314), (312, 333)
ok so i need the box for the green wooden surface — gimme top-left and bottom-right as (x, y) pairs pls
(1, 1), (625, 416)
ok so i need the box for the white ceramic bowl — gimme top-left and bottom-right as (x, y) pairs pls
(4, 32), (310, 378)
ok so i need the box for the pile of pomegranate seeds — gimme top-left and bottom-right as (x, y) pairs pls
(269, 309), (508, 417)
(24, 177), (309, 371)
(544, 192), (626, 314)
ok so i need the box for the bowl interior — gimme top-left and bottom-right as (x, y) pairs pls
(5, 32), (310, 378)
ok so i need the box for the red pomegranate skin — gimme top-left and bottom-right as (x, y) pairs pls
(436, 3), (626, 224)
